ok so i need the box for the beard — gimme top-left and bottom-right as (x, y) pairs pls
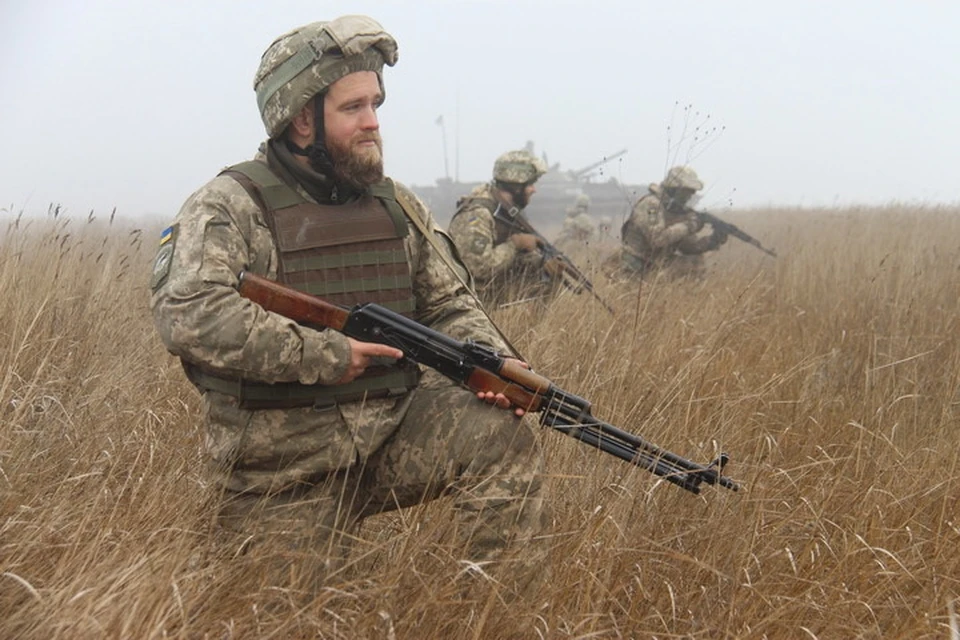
(323, 132), (385, 190)
(511, 186), (531, 209)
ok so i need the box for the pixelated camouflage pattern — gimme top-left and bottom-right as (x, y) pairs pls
(662, 165), (704, 191)
(555, 211), (596, 247)
(447, 183), (556, 306)
(150, 149), (513, 493)
(492, 150), (548, 185)
(216, 370), (550, 594)
(254, 16), (398, 138)
(448, 183), (519, 285)
(619, 183), (719, 276)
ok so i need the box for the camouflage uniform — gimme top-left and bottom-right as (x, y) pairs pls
(618, 166), (727, 279)
(149, 16), (547, 594)
(554, 193), (597, 254)
(447, 150), (552, 305)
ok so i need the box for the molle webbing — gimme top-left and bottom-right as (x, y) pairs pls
(222, 161), (415, 314)
(216, 161), (420, 406)
(270, 193), (414, 312)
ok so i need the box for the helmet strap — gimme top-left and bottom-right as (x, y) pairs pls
(284, 139), (310, 156)
(303, 95), (335, 175)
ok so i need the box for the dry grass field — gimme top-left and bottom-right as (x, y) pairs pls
(2, 204), (960, 638)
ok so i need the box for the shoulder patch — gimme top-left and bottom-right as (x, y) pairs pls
(150, 224), (178, 291)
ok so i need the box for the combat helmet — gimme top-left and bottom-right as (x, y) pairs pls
(662, 166), (704, 191)
(254, 16), (399, 138)
(493, 150), (548, 185)
(567, 193), (591, 217)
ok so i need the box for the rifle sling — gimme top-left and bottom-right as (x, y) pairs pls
(393, 189), (524, 360)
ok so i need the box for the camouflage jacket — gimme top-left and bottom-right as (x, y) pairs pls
(556, 212), (596, 244)
(447, 183), (542, 285)
(150, 148), (508, 493)
(621, 184), (717, 263)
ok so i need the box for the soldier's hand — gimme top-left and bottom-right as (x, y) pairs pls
(510, 233), (540, 252)
(543, 256), (566, 278)
(338, 338), (403, 384)
(476, 357), (529, 417)
(685, 213), (705, 234)
(711, 226), (729, 247)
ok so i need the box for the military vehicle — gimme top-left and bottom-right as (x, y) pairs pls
(411, 143), (647, 234)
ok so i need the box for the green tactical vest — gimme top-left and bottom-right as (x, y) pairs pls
(184, 161), (421, 410)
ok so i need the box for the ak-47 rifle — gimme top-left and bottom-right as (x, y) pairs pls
(698, 211), (777, 258)
(492, 204), (615, 314)
(237, 271), (740, 494)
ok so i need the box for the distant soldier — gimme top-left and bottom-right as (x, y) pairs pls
(448, 150), (562, 304)
(597, 215), (613, 242)
(554, 193), (597, 254)
(568, 192), (591, 217)
(617, 166), (727, 279)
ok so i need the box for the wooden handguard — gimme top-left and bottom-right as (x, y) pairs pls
(238, 271), (350, 331)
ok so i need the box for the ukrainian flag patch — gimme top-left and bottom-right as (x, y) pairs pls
(151, 223), (178, 291)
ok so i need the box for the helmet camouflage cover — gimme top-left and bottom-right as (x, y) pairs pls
(493, 150), (548, 185)
(254, 15), (399, 138)
(662, 166), (704, 191)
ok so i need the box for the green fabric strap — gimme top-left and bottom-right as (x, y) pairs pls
(255, 35), (331, 113)
(282, 248), (408, 273)
(298, 274), (412, 296)
(183, 362), (419, 409)
(227, 161), (306, 210)
(369, 179), (410, 238)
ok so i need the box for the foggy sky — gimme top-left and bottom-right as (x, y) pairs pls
(2, 0), (959, 220)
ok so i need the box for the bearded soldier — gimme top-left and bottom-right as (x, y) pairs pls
(618, 165), (727, 278)
(448, 150), (563, 305)
(149, 16), (547, 595)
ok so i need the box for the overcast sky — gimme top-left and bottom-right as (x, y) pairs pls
(2, 1), (959, 220)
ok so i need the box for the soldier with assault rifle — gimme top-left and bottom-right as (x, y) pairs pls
(149, 15), (738, 602)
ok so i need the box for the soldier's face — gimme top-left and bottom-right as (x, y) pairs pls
(514, 183), (536, 208)
(324, 71), (384, 188)
(667, 188), (695, 208)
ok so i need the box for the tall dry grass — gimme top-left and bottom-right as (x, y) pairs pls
(1, 204), (959, 638)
